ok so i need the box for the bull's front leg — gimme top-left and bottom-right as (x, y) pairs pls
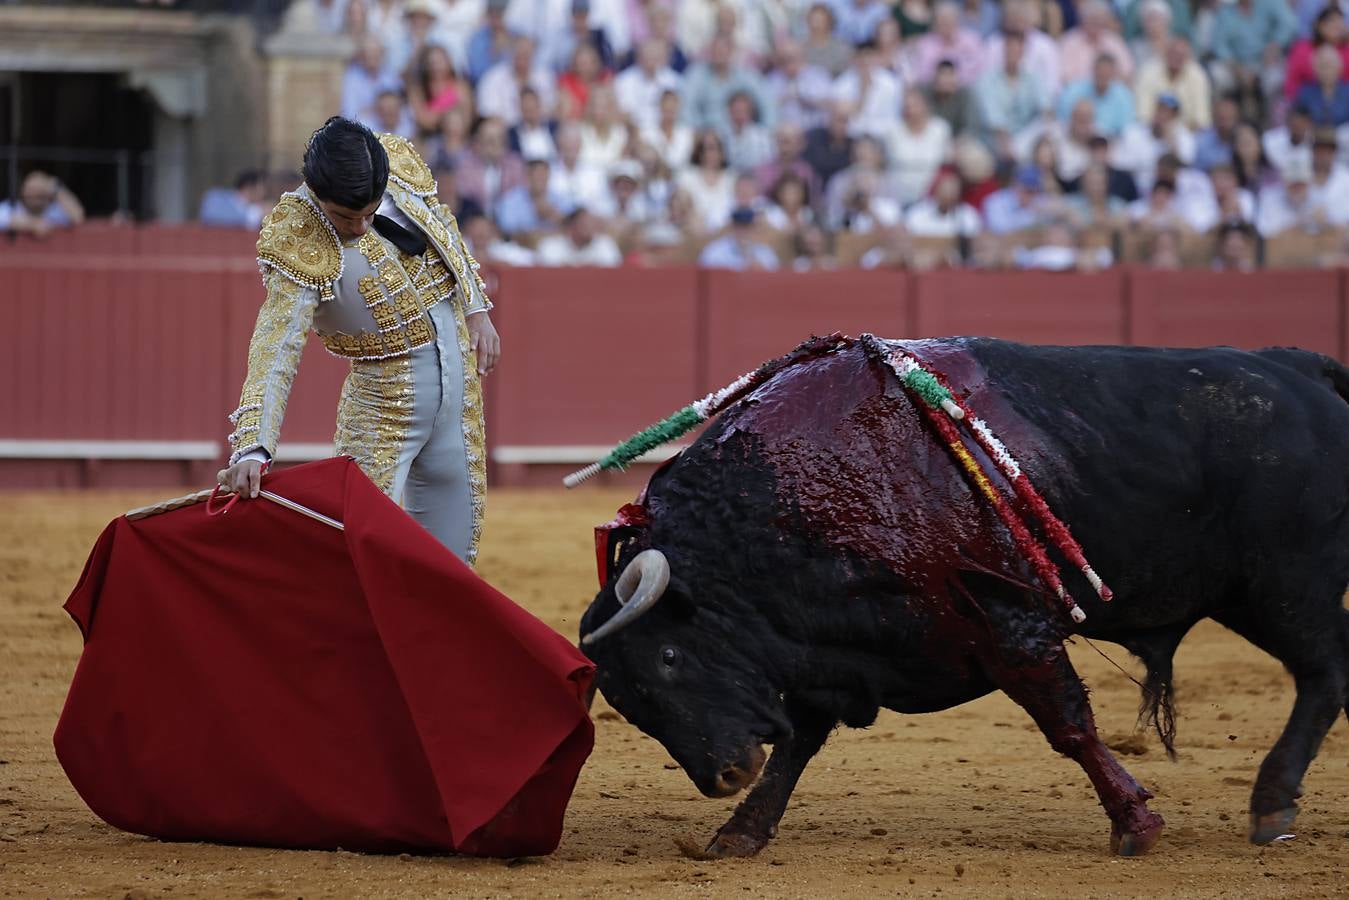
(702, 706), (835, 858)
(983, 644), (1165, 856)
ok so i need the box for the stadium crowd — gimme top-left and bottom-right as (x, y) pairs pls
(20, 0), (1349, 271)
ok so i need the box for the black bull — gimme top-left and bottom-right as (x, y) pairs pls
(579, 337), (1349, 858)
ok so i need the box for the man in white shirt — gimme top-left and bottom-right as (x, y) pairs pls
(1256, 156), (1323, 236)
(536, 207), (624, 265)
(615, 39), (682, 132)
(1309, 128), (1349, 225)
(477, 35), (558, 126)
(697, 206), (781, 270)
(831, 41), (903, 139)
(548, 123), (611, 212)
(1263, 105), (1314, 174)
(1113, 93), (1196, 187)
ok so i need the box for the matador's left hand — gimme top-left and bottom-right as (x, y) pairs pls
(467, 312), (501, 376)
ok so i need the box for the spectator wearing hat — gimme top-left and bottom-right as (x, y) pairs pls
(764, 39), (834, 131)
(494, 157), (573, 238)
(1263, 104), (1315, 173)
(508, 86), (559, 160)
(910, 2), (986, 86)
(982, 164), (1047, 233)
(1061, 0), (1135, 84)
(466, 0), (517, 82)
(803, 3), (855, 77)
(536, 207), (623, 265)
(698, 207), (781, 270)
(1295, 44), (1349, 126)
(974, 30), (1048, 162)
(199, 170), (267, 229)
(1057, 53), (1136, 137)
(1309, 127), (1349, 222)
(478, 35), (557, 126)
(598, 160), (652, 227)
(682, 35), (774, 134)
(342, 37), (402, 121)
(1255, 156), (1321, 235)
(920, 64), (975, 138)
(1134, 37), (1212, 131)
(386, 0), (449, 78)
(1114, 92), (1196, 187)
(615, 39), (682, 133)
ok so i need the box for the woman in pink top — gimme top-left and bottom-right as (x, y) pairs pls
(910, 1), (986, 85)
(408, 45), (474, 137)
(1284, 6), (1349, 103)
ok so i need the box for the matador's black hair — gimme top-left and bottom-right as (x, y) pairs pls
(302, 117), (389, 211)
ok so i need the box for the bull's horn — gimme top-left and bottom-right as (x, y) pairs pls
(581, 549), (670, 645)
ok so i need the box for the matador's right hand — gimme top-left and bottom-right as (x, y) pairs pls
(217, 458), (264, 499)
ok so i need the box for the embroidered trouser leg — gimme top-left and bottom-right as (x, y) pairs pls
(334, 302), (476, 562)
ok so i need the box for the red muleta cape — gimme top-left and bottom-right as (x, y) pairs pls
(54, 457), (595, 857)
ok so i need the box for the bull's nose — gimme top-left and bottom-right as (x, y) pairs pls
(710, 745), (767, 797)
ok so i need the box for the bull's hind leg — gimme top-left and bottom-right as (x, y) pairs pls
(1214, 605), (1349, 844)
(983, 644), (1165, 856)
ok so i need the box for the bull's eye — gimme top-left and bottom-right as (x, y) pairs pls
(660, 646), (681, 668)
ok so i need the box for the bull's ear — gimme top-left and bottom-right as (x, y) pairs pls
(664, 575), (698, 620)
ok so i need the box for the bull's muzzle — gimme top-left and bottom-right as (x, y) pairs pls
(708, 744), (768, 798)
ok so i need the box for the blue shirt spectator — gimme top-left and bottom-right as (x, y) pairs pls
(1295, 81), (1349, 126)
(982, 166), (1047, 233)
(681, 36), (775, 133)
(341, 38), (401, 120)
(698, 208), (781, 270)
(1212, 0), (1298, 65)
(466, 0), (517, 83)
(199, 171), (267, 229)
(1057, 79), (1136, 136)
(830, 0), (890, 45)
(494, 159), (573, 236)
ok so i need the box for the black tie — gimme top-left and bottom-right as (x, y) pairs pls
(372, 213), (428, 257)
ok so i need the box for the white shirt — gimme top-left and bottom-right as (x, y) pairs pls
(476, 63), (558, 126)
(884, 117), (951, 204)
(904, 199), (982, 237)
(675, 168), (738, 231)
(831, 66), (903, 138)
(640, 124), (696, 171)
(578, 124), (630, 170)
(614, 66), (683, 132)
(1262, 127), (1313, 174)
(1113, 122), (1197, 186)
(1256, 184), (1317, 236)
(535, 232), (623, 266)
(1311, 166), (1349, 225)
(549, 161), (611, 212)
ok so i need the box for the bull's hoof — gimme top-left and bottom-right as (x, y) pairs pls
(703, 829), (770, 859)
(1110, 812), (1165, 857)
(1249, 807), (1298, 845)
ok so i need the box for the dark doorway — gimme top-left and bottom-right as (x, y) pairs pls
(3, 72), (155, 218)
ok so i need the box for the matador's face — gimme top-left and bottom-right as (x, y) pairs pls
(318, 197), (380, 243)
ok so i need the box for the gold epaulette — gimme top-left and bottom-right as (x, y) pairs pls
(379, 133), (437, 197)
(256, 193), (343, 296)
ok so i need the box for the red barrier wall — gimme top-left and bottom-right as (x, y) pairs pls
(4, 232), (1347, 489)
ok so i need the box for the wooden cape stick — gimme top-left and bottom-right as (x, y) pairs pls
(125, 489), (344, 531)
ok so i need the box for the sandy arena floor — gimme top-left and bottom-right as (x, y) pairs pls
(1, 487), (1346, 898)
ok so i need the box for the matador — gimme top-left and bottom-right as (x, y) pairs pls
(218, 117), (500, 565)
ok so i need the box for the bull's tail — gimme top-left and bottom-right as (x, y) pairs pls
(1122, 626), (1191, 760)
